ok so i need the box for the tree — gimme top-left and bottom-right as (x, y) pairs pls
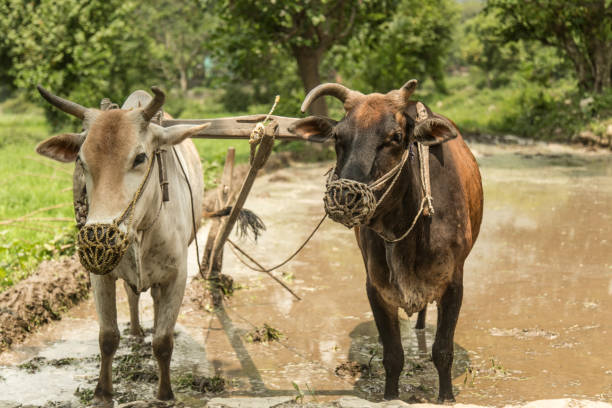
(0, 0), (158, 127)
(332, 0), (458, 94)
(136, 0), (217, 94)
(209, 0), (399, 116)
(486, 0), (612, 93)
(460, 10), (521, 88)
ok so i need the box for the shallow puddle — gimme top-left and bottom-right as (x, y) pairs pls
(0, 142), (610, 406)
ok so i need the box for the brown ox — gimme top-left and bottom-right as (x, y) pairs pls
(289, 80), (483, 402)
(35, 86), (210, 406)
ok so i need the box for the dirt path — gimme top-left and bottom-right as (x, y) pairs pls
(0, 141), (611, 407)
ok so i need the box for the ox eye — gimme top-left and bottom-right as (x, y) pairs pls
(133, 153), (147, 168)
(389, 131), (402, 145)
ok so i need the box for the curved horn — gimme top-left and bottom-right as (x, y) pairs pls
(37, 85), (88, 120)
(301, 83), (360, 113)
(141, 86), (166, 122)
(401, 79), (418, 100)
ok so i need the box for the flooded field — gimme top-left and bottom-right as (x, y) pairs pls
(0, 142), (610, 407)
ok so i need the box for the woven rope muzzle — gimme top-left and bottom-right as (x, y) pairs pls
(324, 175), (377, 228)
(77, 223), (130, 275)
(323, 146), (413, 230)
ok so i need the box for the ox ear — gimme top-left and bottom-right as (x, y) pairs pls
(153, 123), (212, 146)
(36, 132), (85, 163)
(413, 117), (458, 146)
(288, 116), (338, 142)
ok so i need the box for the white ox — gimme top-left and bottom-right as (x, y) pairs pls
(35, 86), (210, 405)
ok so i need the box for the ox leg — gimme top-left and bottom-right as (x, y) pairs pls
(91, 275), (120, 407)
(123, 281), (144, 338)
(150, 272), (186, 401)
(367, 280), (404, 400)
(432, 281), (463, 403)
(415, 307), (427, 330)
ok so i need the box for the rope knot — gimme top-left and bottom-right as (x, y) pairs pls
(249, 122), (265, 145)
(249, 95), (280, 165)
(424, 195), (435, 217)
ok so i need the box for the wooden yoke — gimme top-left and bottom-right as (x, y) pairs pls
(162, 115), (314, 142)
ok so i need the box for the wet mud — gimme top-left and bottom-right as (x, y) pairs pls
(0, 255), (89, 352)
(1, 142), (611, 407)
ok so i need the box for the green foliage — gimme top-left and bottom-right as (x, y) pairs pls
(74, 386), (95, 405)
(245, 323), (283, 343)
(208, 0), (397, 59)
(334, 0), (459, 94)
(207, 0), (400, 114)
(0, 0), (158, 128)
(423, 68), (612, 141)
(0, 115), (75, 291)
(485, 0), (612, 93)
(459, 10), (520, 87)
(137, 0), (218, 93)
(174, 372), (226, 393)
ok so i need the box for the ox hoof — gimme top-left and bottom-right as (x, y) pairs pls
(91, 399), (114, 408)
(437, 396), (456, 404)
(130, 326), (145, 339)
(156, 389), (175, 401)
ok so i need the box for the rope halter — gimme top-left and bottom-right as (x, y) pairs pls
(323, 147), (411, 230)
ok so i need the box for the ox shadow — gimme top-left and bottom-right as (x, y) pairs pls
(213, 300), (469, 403)
(342, 318), (469, 403)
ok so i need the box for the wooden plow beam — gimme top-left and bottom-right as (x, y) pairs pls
(199, 119), (302, 304)
(162, 115), (315, 142)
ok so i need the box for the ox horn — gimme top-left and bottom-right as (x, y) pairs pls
(300, 83), (362, 113)
(37, 85), (88, 120)
(401, 79), (418, 100)
(141, 86), (166, 122)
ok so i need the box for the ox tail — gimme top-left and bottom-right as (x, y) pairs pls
(203, 206), (266, 242)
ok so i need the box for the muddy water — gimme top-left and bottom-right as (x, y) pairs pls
(0, 142), (611, 407)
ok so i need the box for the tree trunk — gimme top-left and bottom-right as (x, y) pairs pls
(179, 66), (188, 93)
(294, 47), (328, 116)
(591, 42), (612, 93)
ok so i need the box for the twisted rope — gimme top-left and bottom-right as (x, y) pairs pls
(250, 95), (280, 165)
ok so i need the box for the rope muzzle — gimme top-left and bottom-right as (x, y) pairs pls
(324, 175), (377, 228)
(77, 223), (130, 275)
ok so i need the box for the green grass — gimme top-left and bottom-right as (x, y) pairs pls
(0, 109), (78, 289)
(419, 73), (524, 135)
